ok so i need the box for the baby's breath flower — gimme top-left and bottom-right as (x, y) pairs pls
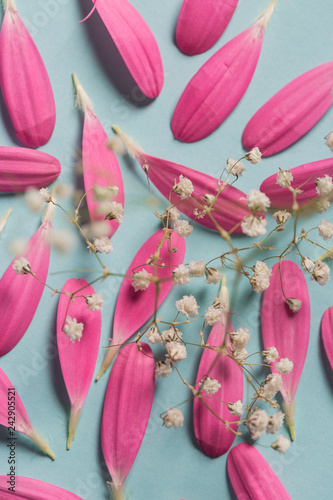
(163, 408), (184, 429)
(189, 259), (205, 277)
(227, 400), (243, 416)
(94, 185), (119, 201)
(250, 261), (272, 293)
(247, 410), (269, 440)
(175, 295), (199, 319)
(162, 206), (180, 227)
(325, 131), (333, 152)
(273, 210), (292, 225)
(24, 188), (44, 212)
(85, 221), (109, 239)
(286, 297), (302, 313)
(63, 316), (84, 343)
(301, 257), (315, 272)
(311, 260), (330, 286)
(199, 377), (221, 395)
(245, 147), (262, 164)
(271, 435), (291, 454)
(165, 341), (187, 363)
(132, 269), (153, 292)
(12, 257), (31, 275)
(232, 348), (248, 364)
(172, 264), (190, 286)
(229, 328), (250, 350)
(93, 236), (113, 254)
(205, 267), (222, 284)
(241, 215), (267, 237)
(256, 373), (282, 401)
(246, 189), (270, 212)
(318, 220), (333, 241)
(50, 229), (76, 253)
(316, 175), (333, 196)
(104, 201), (124, 223)
(155, 359), (172, 377)
(204, 306), (223, 326)
(266, 412), (285, 434)
(226, 158), (245, 176)
(39, 187), (53, 203)
(314, 197), (330, 213)
(262, 347), (279, 364)
(85, 294), (104, 311)
(173, 175), (194, 199)
(276, 169), (293, 188)
(108, 135), (127, 156)
(146, 325), (161, 344)
(161, 327), (183, 343)
(175, 220), (193, 237)
(276, 357), (294, 374)
(203, 194), (215, 205)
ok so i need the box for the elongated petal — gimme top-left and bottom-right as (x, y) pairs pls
(227, 443), (292, 499)
(0, 368), (55, 459)
(0, 147), (60, 192)
(243, 61), (333, 156)
(261, 261), (310, 439)
(92, 0), (163, 98)
(57, 278), (102, 449)
(193, 314), (243, 457)
(101, 342), (154, 490)
(0, 476), (83, 499)
(260, 158), (333, 209)
(0, 221), (51, 356)
(0, 2), (56, 147)
(322, 306), (333, 372)
(176, 0), (238, 55)
(96, 228), (186, 379)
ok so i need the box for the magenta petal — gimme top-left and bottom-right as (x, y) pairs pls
(171, 24), (264, 142)
(0, 147), (60, 192)
(57, 278), (102, 448)
(92, 0), (163, 98)
(0, 476), (83, 499)
(227, 443), (292, 499)
(0, 7), (56, 148)
(101, 342), (155, 488)
(242, 61), (333, 156)
(176, 0), (238, 55)
(193, 317), (243, 457)
(97, 228), (186, 379)
(322, 306), (333, 371)
(0, 222), (51, 356)
(260, 158), (333, 209)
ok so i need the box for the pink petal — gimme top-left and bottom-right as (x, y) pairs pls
(0, 5), (56, 148)
(57, 278), (102, 449)
(176, 0), (238, 55)
(193, 316), (243, 457)
(96, 228), (186, 380)
(101, 342), (154, 489)
(0, 147), (60, 192)
(171, 24), (264, 142)
(261, 261), (310, 439)
(322, 306), (333, 371)
(0, 221), (51, 356)
(91, 0), (163, 98)
(0, 476), (84, 499)
(242, 61), (333, 156)
(260, 158), (333, 209)
(227, 443), (292, 499)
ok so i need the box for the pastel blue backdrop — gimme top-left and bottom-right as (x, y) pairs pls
(0, 1), (332, 499)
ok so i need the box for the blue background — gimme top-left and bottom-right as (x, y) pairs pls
(0, 0), (333, 498)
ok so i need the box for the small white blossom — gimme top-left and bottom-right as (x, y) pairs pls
(232, 348), (248, 364)
(276, 169), (293, 188)
(189, 260), (206, 277)
(108, 135), (127, 156)
(85, 221), (109, 239)
(266, 411), (285, 434)
(325, 131), (333, 152)
(199, 377), (221, 395)
(161, 327), (183, 343)
(271, 435), (291, 454)
(132, 269), (153, 292)
(172, 264), (190, 286)
(276, 357), (294, 374)
(226, 158), (246, 177)
(24, 188), (44, 212)
(163, 408), (184, 429)
(175, 220), (193, 238)
(204, 306), (223, 326)
(227, 400), (243, 416)
(311, 259), (330, 286)
(94, 185), (119, 201)
(314, 197), (331, 214)
(173, 175), (194, 199)
(165, 341), (187, 363)
(245, 147), (262, 164)
(257, 373), (282, 400)
(318, 219), (333, 241)
(246, 189), (271, 212)
(175, 295), (199, 319)
(12, 257), (31, 275)
(55, 183), (73, 199)
(104, 201), (124, 223)
(93, 236), (113, 254)
(50, 229), (76, 253)
(250, 261), (272, 293)
(262, 347), (279, 364)
(241, 215), (267, 237)
(155, 359), (172, 377)
(247, 410), (269, 440)
(85, 293), (104, 311)
(302, 257), (315, 272)
(205, 267), (222, 284)
(162, 207), (180, 227)
(229, 328), (250, 350)
(63, 316), (84, 343)
(316, 175), (333, 196)
(39, 187), (53, 202)
(286, 297), (302, 313)
(146, 325), (161, 344)
(273, 210), (292, 225)
(204, 194), (215, 205)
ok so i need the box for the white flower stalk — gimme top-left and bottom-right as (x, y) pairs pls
(276, 357), (294, 374)
(247, 409), (269, 440)
(93, 236), (113, 254)
(199, 377), (221, 395)
(245, 147), (262, 164)
(276, 169), (293, 188)
(111, 125), (145, 158)
(325, 131), (333, 152)
(311, 260), (330, 286)
(176, 295), (199, 319)
(316, 175), (333, 196)
(85, 294), (104, 311)
(227, 400), (243, 416)
(72, 72), (93, 112)
(132, 269), (153, 292)
(189, 260), (205, 277)
(262, 347), (279, 364)
(175, 220), (193, 237)
(63, 316), (84, 343)
(0, 208), (12, 235)
(173, 175), (194, 199)
(318, 220), (333, 241)
(165, 341), (187, 363)
(241, 215), (267, 237)
(283, 400), (295, 441)
(246, 189), (270, 212)
(107, 135), (127, 156)
(226, 158), (245, 176)
(271, 435), (291, 454)
(155, 359), (172, 377)
(266, 412), (285, 434)
(12, 256), (31, 275)
(163, 408), (184, 429)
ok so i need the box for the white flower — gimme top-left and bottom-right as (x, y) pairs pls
(325, 131), (333, 152)
(104, 201), (124, 223)
(132, 269), (153, 292)
(24, 188), (44, 212)
(94, 185), (119, 201)
(301, 257), (315, 272)
(39, 187), (53, 202)
(266, 412), (285, 434)
(12, 257), (31, 275)
(311, 260), (330, 286)
(229, 328), (250, 350)
(276, 357), (294, 374)
(165, 341), (187, 362)
(108, 135), (127, 156)
(250, 261), (272, 293)
(241, 215), (267, 237)
(63, 316), (84, 343)
(247, 410), (269, 440)
(262, 347), (279, 364)
(175, 220), (193, 238)
(162, 207), (180, 227)
(245, 147), (262, 164)
(227, 400), (243, 416)
(176, 295), (199, 319)
(226, 158), (246, 176)
(85, 221), (109, 239)
(205, 267), (222, 284)
(173, 175), (194, 199)
(271, 435), (291, 454)
(199, 377), (221, 395)
(172, 264), (190, 286)
(257, 373), (282, 400)
(273, 210), (292, 225)
(155, 359), (172, 377)
(286, 297), (302, 313)
(204, 194), (215, 205)
(85, 294), (104, 311)
(189, 260), (206, 277)
(146, 325), (161, 344)
(316, 175), (333, 196)
(318, 220), (333, 241)
(246, 189), (270, 212)
(204, 305), (223, 326)
(232, 348), (248, 364)
(50, 229), (76, 253)
(163, 408), (184, 429)
(276, 170), (293, 188)
(315, 197), (331, 213)
(93, 236), (113, 254)
(161, 327), (183, 343)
